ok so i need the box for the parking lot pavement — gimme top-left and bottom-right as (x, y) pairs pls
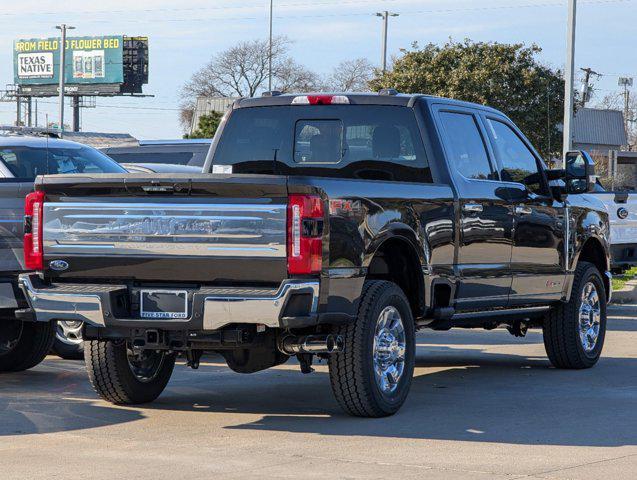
(1, 305), (636, 480)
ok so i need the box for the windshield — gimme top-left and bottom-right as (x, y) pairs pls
(212, 105), (432, 182)
(0, 144), (127, 180)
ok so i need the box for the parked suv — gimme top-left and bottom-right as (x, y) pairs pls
(19, 93), (611, 416)
(0, 135), (127, 369)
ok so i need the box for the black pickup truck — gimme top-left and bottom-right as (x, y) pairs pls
(19, 92), (611, 417)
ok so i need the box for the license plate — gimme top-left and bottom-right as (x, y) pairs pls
(140, 290), (188, 319)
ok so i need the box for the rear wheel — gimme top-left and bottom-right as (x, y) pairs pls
(543, 262), (607, 369)
(52, 321), (84, 360)
(84, 340), (175, 404)
(0, 319), (55, 372)
(329, 280), (415, 417)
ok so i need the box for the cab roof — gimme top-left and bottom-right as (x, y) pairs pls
(234, 92), (504, 116)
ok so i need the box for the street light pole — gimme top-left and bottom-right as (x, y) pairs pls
(562, 0), (577, 164)
(268, 0), (273, 92)
(55, 24), (75, 136)
(376, 11), (399, 74)
(619, 77), (633, 144)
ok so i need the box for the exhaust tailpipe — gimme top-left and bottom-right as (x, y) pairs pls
(279, 334), (344, 355)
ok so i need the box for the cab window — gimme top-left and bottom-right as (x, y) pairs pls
(213, 105), (432, 182)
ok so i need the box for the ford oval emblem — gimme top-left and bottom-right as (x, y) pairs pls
(49, 260), (69, 271)
(617, 207), (629, 220)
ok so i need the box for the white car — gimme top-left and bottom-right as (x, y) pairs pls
(590, 181), (637, 272)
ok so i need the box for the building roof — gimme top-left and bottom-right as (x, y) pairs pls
(573, 108), (627, 147)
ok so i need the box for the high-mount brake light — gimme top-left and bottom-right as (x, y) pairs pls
(287, 194), (324, 275)
(291, 95), (350, 105)
(24, 191), (45, 270)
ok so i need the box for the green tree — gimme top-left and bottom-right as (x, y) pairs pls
(185, 111), (223, 139)
(370, 39), (565, 160)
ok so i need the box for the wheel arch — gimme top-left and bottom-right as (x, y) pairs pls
(572, 236), (610, 300)
(364, 229), (426, 320)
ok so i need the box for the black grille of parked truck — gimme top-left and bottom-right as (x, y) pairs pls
(18, 93), (612, 417)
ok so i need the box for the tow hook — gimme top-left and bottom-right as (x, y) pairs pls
(507, 321), (528, 338)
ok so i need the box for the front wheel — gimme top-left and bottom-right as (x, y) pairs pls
(329, 280), (416, 417)
(0, 319), (55, 372)
(84, 340), (176, 404)
(543, 262), (607, 369)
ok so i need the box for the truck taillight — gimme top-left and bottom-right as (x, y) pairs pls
(24, 191), (45, 270)
(287, 194), (324, 275)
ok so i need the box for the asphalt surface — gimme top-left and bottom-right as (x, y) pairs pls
(1, 304), (636, 479)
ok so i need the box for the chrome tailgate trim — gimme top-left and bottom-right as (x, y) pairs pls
(43, 202), (287, 258)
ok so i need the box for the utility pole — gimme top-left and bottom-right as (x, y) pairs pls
(579, 67), (600, 107)
(562, 0), (577, 165)
(55, 24), (75, 136)
(375, 11), (399, 74)
(268, 0), (273, 92)
(619, 77), (633, 146)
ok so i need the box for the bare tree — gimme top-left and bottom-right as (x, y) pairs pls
(179, 37), (323, 130)
(274, 58), (324, 93)
(326, 58), (375, 92)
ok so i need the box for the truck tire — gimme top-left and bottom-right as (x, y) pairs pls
(329, 280), (415, 417)
(52, 321), (84, 360)
(543, 262), (607, 369)
(84, 340), (176, 405)
(0, 319), (55, 372)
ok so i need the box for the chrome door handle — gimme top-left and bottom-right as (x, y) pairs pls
(463, 203), (483, 213)
(515, 205), (533, 215)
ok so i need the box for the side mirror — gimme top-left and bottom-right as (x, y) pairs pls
(565, 150), (596, 194)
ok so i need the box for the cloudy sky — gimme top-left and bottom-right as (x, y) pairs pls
(0, 0), (635, 139)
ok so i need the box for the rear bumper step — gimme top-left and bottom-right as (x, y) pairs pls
(18, 274), (319, 331)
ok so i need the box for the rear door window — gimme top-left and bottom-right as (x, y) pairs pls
(438, 111), (496, 181)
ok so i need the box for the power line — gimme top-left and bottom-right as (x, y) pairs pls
(8, 0), (636, 23)
(32, 100), (181, 111)
(0, 0), (404, 17)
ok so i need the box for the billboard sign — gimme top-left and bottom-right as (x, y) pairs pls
(13, 36), (124, 86)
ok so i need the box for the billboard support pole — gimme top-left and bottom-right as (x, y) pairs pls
(72, 96), (80, 132)
(55, 24), (75, 136)
(16, 96), (21, 127)
(26, 97), (32, 127)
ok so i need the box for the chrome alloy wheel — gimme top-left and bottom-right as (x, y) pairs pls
(373, 305), (406, 394)
(127, 348), (166, 383)
(56, 321), (84, 345)
(579, 282), (601, 353)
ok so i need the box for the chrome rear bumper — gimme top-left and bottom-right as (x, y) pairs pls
(18, 274), (319, 330)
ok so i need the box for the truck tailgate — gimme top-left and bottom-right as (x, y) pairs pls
(36, 174), (289, 284)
